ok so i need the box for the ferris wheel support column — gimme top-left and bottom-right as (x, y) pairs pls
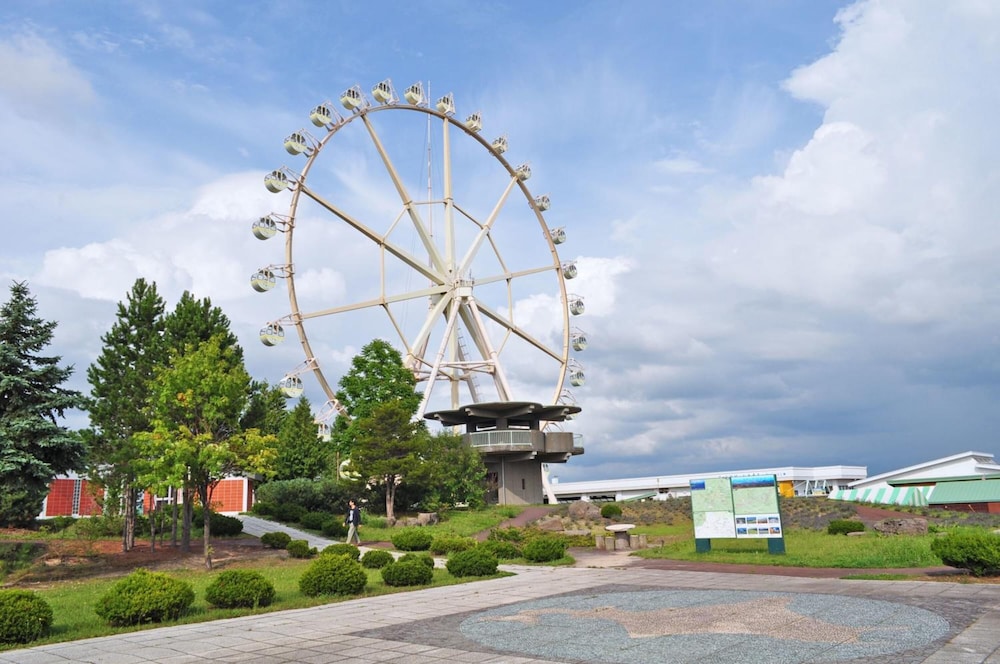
(418, 298), (463, 416)
(465, 298), (513, 401)
(442, 117), (456, 275)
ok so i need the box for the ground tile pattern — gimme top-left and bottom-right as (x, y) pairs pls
(358, 584), (969, 664)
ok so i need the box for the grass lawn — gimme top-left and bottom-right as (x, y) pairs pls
(633, 528), (942, 568)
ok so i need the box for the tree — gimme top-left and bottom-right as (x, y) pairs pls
(346, 401), (428, 521)
(138, 336), (276, 569)
(419, 431), (487, 510)
(274, 396), (330, 481)
(240, 380), (287, 436)
(333, 339), (420, 458)
(162, 292), (243, 551)
(0, 282), (87, 526)
(86, 278), (167, 551)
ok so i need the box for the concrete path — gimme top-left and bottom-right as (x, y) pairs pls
(4, 520), (1000, 663)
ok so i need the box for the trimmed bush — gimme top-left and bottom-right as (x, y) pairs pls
(321, 518), (348, 538)
(94, 569), (195, 626)
(600, 503), (623, 518)
(299, 554), (367, 596)
(192, 509), (244, 536)
(398, 552), (436, 568)
(204, 570), (275, 609)
(361, 549), (395, 569)
(391, 528), (433, 551)
(446, 549), (499, 577)
(286, 539), (317, 559)
(272, 503), (307, 524)
(430, 534), (477, 555)
(299, 511), (329, 531)
(322, 543), (361, 561)
(478, 539), (522, 560)
(381, 560), (433, 586)
(260, 531), (292, 549)
(828, 519), (866, 535)
(0, 590), (53, 644)
(931, 529), (1000, 577)
(522, 536), (567, 563)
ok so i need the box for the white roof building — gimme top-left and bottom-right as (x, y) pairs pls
(548, 465), (866, 503)
(828, 451), (1000, 506)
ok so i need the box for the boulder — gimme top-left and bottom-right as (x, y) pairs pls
(872, 517), (929, 535)
(568, 500), (601, 521)
(415, 512), (439, 526)
(537, 516), (565, 532)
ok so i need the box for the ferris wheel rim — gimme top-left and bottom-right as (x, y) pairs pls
(268, 91), (574, 419)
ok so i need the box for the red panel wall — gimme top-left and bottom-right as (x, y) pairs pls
(44, 479), (76, 517)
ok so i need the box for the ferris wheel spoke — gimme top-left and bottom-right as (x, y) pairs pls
(474, 264), (559, 287)
(296, 284), (450, 320)
(455, 178), (519, 277)
(474, 300), (564, 363)
(459, 300), (513, 400)
(360, 115), (447, 274)
(299, 183), (445, 285)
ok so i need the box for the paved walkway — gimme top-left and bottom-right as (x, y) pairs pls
(4, 520), (1000, 663)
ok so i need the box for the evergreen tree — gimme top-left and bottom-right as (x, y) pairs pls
(274, 396), (330, 480)
(0, 282), (87, 526)
(333, 339), (420, 458)
(162, 291), (244, 550)
(86, 278), (167, 550)
(241, 380), (287, 436)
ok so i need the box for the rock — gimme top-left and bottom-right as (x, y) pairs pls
(872, 517), (928, 535)
(846, 530), (869, 536)
(537, 517), (565, 532)
(568, 500), (601, 521)
(415, 512), (439, 526)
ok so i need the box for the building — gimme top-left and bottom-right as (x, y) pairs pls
(40, 474), (256, 518)
(425, 401), (583, 505)
(828, 450), (1000, 510)
(549, 465), (866, 503)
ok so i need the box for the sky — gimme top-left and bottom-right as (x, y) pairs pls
(2, 1), (999, 483)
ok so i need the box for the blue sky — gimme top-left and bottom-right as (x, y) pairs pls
(2, 1), (998, 483)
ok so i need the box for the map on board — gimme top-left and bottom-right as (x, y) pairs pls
(690, 477), (736, 538)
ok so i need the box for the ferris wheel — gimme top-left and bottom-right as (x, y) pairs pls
(250, 79), (587, 430)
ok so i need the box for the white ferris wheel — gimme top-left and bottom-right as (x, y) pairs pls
(250, 79), (587, 432)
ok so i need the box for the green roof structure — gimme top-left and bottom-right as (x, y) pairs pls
(928, 479), (1000, 505)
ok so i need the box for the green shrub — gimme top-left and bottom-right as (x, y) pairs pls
(430, 534), (477, 555)
(250, 501), (274, 516)
(192, 508), (244, 536)
(361, 549), (395, 569)
(321, 543), (361, 561)
(522, 536), (567, 563)
(600, 503), (623, 518)
(321, 518), (348, 538)
(94, 569), (195, 626)
(74, 515), (125, 538)
(254, 477), (352, 514)
(0, 542), (44, 576)
(446, 549), (499, 577)
(930, 528), (1000, 577)
(363, 514), (387, 528)
(286, 540), (317, 558)
(299, 555), (367, 596)
(260, 531), (292, 549)
(478, 539), (521, 560)
(827, 519), (866, 535)
(272, 503), (307, 524)
(381, 560), (433, 586)
(38, 516), (77, 533)
(398, 552), (436, 568)
(299, 511), (329, 531)
(204, 570), (275, 609)
(391, 528), (433, 551)
(488, 526), (526, 543)
(0, 590), (53, 644)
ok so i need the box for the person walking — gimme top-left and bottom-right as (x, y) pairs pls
(345, 499), (362, 545)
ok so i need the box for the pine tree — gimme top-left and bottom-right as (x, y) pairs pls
(0, 282), (87, 526)
(86, 278), (167, 550)
(162, 291), (245, 551)
(275, 396), (330, 480)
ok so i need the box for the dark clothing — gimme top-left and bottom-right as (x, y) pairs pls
(346, 506), (361, 526)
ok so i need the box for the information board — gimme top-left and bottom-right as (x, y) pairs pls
(690, 474), (783, 540)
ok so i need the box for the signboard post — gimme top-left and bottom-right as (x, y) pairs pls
(689, 474), (785, 554)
